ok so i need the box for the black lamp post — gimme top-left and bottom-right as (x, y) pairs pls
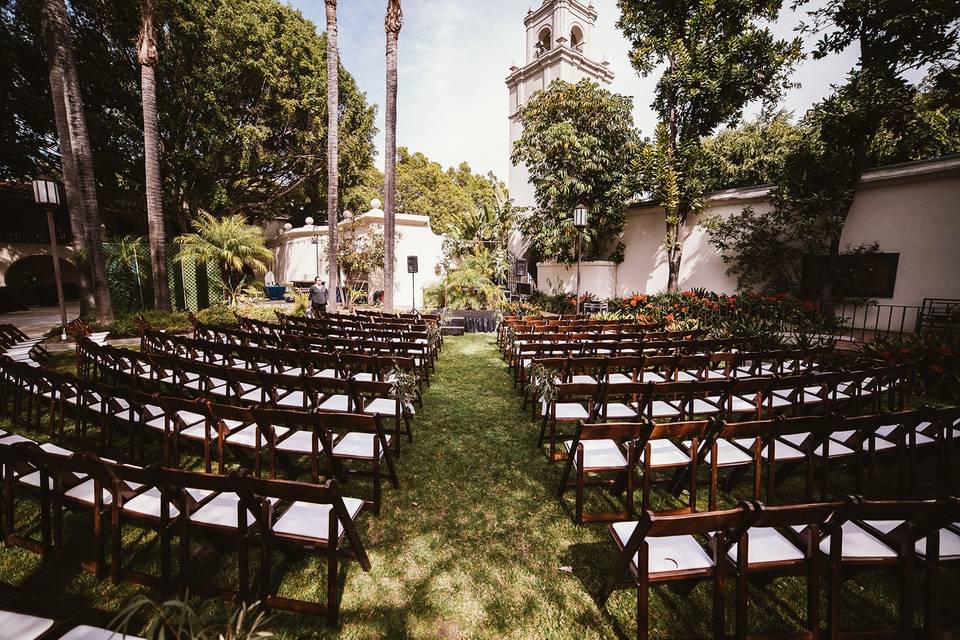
(573, 203), (589, 315)
(305, 216), (320, 278)
(31, 177), (68, 340)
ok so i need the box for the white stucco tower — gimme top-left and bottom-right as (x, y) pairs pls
(505, 0), (615, 219)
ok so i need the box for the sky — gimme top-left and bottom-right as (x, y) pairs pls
(285, 0), (864, 182)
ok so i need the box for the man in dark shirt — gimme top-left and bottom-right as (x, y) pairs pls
(309, 277), (328, 316)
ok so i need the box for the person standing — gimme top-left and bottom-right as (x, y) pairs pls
(309, 276), (328, 316)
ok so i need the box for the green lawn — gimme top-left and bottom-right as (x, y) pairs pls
(0, 334), (953, 638)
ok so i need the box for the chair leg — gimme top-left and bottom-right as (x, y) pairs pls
(327, 542), (339, 626)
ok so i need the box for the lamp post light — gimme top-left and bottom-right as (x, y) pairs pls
(573, 203), (589, 316)
(304, 215), (320, 278)
(32, 177), (68, 340)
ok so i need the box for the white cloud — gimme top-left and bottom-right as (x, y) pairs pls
(286, 0), (869, 183)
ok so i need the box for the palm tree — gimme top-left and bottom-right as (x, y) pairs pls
(39, 0), (113, 323)
(383, 0), (402, 312)
(174, 211), (273, 306)
(38, 8), (94, 318)
(137, 0), (171, 311)
(324, 0), (339, 312)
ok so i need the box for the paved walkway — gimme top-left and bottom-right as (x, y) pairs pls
(0, 303), (80, 338)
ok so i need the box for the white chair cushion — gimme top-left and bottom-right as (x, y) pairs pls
(67, 478), (146, 505)
(820, 521), (896, 559)
(363, 397), (400, 416)
(274, 390), (307, 409)
(691, 398), (722, 415)
(564, 439), (627, 469)
(318, 394), (351, 412)
(684, 439), (753, 466)
(915, 525), (960, 560)
(727, 527), (804, 564)
(639, 439), (690, 467)
(611, 521), (714, 574)
(59, 624), (145, 640)
(601, 403), (637, 419)
(0, 610), (54, 640)
(640, 400), (682, 418)
(272, 497), (364, 542)
(226, 424), (290, 448)
(331, 432), (392, 459)
(779, 433), (854, 457)
(732, 437), (805, 461)
(607, 373), (633, 384)
(553, 403), (589, 420)
(189, 492), (278, 529)
(147, 410), (205, 431)
(123, 487), (211, 519)
(276, 430), (337, 454)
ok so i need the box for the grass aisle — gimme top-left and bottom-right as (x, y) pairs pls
(313, 333), (621, 639)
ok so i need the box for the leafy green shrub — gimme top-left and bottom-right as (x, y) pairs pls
(426, 255), (507, 310)
(92, 310), (193, 337)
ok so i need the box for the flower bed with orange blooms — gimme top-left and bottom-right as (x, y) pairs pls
(857, 333), (960, 401)
(507, 288), (840, 340)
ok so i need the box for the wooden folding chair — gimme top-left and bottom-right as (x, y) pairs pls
(598, 503), (755, 640)
(557, 420), (648, 523)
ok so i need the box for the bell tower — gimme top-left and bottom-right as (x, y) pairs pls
(506, 0), (615, 220)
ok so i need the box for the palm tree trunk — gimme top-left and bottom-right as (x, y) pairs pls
(138, 0), (171, 311)
(383, 0), (402, 312)
(324, 0), (339, 313)
(40, 0), (113, 323)
(39, 15), (95, 319)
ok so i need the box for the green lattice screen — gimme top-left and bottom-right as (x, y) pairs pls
(168, 251), (224, 312)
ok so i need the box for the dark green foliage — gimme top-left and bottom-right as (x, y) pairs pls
(512, 79), (642, 263)
(1, 0), (378, 233)
(702, 112), (805, 192)
(617, 0), (802, 288)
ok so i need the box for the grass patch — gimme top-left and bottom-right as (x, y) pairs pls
(0, 334), (955, 638)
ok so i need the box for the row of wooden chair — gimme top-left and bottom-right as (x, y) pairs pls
(599, 496), (960, 640)
(136, 329), (433, 388)
(538, 366), (912, 460)
(5, 350), (416, 464)
(517, 349), (827, 402)
(558, 408), (960, 524)
(0, 442), (369, 624)
(175, 325), (437, 383)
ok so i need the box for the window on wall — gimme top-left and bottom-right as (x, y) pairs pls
(570, 25), (584, 51)
(535, 27), (552, 57)
(800, 252), (900, 298)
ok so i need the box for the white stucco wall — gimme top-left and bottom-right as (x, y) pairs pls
(616, 157), (960, 306)
(271, 210), (445, 311)
(537, 261), (618, 299)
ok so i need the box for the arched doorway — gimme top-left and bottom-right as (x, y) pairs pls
(5, 255), (78, 307)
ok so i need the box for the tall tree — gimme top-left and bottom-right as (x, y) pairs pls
(137, 0), (170, 311)
(617, 0), (801, 290)
(37, 3), (95, 317)
(512, 79), (642, 263)
(324, 0), (339, 312)
(39, 0), (113, 322)
(382, 0), (402, 311)
(788, 0), (960, 300)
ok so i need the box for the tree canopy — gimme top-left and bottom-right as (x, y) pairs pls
(1, 0), (378, 233)
(617, 0), (802, 288)
(512, 79), (642, 263)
